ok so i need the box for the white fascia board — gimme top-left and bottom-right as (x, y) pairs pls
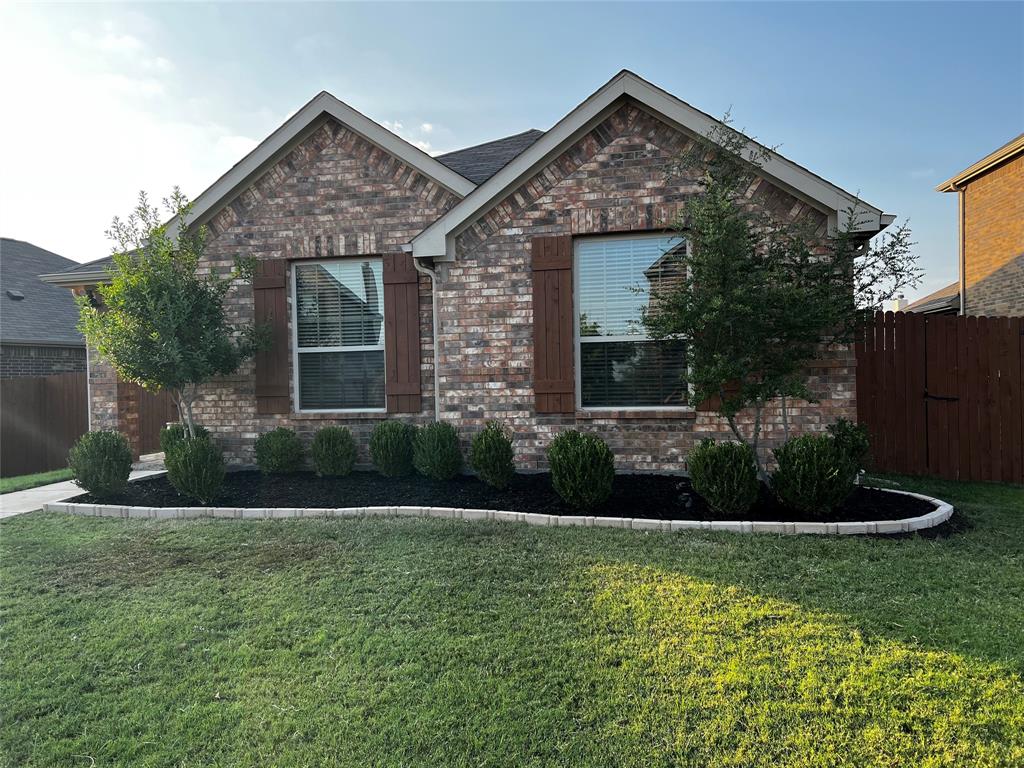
(165, 91), (476, 235)
(38, 270), (108, 287)
(412, 71), (889, 260)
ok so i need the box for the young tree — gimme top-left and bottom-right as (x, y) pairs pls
(79, 189), (265, 439)
(644, 119), (920, 477)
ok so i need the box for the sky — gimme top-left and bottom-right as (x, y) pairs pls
(1, 2), (1021, 301)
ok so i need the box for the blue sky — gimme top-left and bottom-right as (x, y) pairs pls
(1, 2), (1021, 300)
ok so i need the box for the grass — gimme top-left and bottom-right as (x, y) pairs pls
(1, 474), (1021, 767)
(0, 468), (72, 495)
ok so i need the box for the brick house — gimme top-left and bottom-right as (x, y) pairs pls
(906, 133), (1024, 315)
(42, 71), (894, 469)
(0, 238), (86, 378)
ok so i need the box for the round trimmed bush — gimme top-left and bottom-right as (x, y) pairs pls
(547, 430), (614, 511)
(311, 426), (357, 477)
(165, 438), (225, 504)
(68, 430), (132, 500)
(772, 433), (856, 517)
(470, 421), (515, 490)
(369, 420), (415, 477)
(413, 421), (463, 481)
(159, 423), (210, 455)
(686, 439), (758, 516)
(254, 427), (304, 473)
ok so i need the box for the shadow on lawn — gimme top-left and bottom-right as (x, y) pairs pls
(577, 561), (1024, 767)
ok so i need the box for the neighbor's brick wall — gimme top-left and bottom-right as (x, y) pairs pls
(0, 344), (86, 378)
(963, 152), (1024, 316)
(439, 101), (854, 472)
(190, 118), (460, 463)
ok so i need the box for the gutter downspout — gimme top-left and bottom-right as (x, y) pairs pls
(404, 245), (442, 422)
(953, 181), (966, 315)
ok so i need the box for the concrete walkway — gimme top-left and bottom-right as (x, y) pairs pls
(0, 470), (165, 520)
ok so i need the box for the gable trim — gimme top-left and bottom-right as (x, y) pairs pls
(412, 71), (891, 261)
(166, 91), (477, 235)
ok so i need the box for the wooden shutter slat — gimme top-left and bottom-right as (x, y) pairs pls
(254, 258), (290, 414)
(384, 253), (421, 412)
(532, 235), (574, 413)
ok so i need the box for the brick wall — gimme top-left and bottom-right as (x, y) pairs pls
(191, 118), (459, 463)
(0, 344), (86, 378)
(83, 105), (856, 471)
(439, 102), (854, 472)
(963, 152), (1024, 315)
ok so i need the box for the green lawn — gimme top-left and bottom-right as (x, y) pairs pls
(1, 475), (1021, 767)
(0, 468), (72, 495)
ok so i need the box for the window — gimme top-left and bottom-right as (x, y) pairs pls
(575, 235), (688, 408)
(293, 259), (385, 411)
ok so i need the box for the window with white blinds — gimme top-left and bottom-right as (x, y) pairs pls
(575, 235), (688, 408)
(293, 259), (385, 411)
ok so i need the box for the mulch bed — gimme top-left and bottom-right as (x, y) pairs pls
(72, 470), (938, 523)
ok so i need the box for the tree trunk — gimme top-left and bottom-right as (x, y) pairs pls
(780, 395), (790, 441)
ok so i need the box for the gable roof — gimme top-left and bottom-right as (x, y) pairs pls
(904, 281), (960, 314)
(936, 132), (1024, 192)
(436, 129), (545, 184)
(412, 70), (893, 261)
(164, 90), (478, 236)
(0, 238), (85, 345)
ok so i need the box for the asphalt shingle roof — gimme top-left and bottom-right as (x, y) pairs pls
(0, 238), (85, 345)
(436, 129), (545, 185)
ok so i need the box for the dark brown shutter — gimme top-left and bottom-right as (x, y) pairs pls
(383, 252), (421, 413)
(253, 258), (290, 414)
(532, 235), (575, 413)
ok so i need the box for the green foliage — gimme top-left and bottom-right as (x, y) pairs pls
(547, 430), (614, 510)
(687, 439), (759, 516)
(828, 418), (871, 476)
(772, 434), (857, 517)
(645, 116), (919, 475)
(413, 422), (463, 481)
(310, 427), (357, 477)
(469, 421), (516, 490)
(159, 423), (211, 455)
(78, 189), (266, 438)
(165, 438), (225, 504)
(68, 431), (132, 500)
(369, 421), (416, 477)
(254, 428), (305, 474)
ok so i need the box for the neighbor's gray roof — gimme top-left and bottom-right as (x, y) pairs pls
(0, 238), (85, 345)
(436, 129), (545, 184)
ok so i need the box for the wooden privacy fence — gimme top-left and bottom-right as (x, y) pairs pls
(1, 372), (88, 477)
(856, 311), (1023, 484)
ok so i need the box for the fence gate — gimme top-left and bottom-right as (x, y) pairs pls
(855, 311), (1023, 484)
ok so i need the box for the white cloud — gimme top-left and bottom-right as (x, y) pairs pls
(0, 10), (257, 262)
(382, 119), (438, 155)
(420, 122), (433, 133)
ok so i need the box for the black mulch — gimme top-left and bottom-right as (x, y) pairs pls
(71, 470), (938, 523)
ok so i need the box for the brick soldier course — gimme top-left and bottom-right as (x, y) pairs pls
(43, 72), (889, 471)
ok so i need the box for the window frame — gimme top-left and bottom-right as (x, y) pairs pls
(290, 257), (387, 414)
(573, 232), (692, 412)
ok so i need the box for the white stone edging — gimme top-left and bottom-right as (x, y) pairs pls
(42, 487), (953, 535)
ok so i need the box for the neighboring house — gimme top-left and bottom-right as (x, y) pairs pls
(41, 71), (894, 468)
(907, 133), (1024, 316)
(0, 238), (86, 377)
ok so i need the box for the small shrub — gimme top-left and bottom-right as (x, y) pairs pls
(687, 439), (759, 516)
(159, 423), (210, 454)
(547, 430), (614, 511)
(68, 430), (132, 500)
(165, 438), (225, 504)
(827, 418), (871, 479)
(413, 422), (463, 481)
(369, 420), (415, 477)
(311, 426), (357, 477)
(772, 434), (856, 517)
(254, 427), (304, 473)
(470, 421), (515, 490)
